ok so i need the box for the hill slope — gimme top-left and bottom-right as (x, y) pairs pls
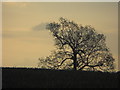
(2, 67), (119, 88)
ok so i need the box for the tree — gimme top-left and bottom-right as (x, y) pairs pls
(38, 17), (115, 72)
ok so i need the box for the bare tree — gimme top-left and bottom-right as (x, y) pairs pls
(38, 17), (115, 72)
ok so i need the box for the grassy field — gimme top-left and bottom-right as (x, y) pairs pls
(2, 67), (119, 88)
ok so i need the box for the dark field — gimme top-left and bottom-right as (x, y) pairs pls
(2, 67), (120, 88)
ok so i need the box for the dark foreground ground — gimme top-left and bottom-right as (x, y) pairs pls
(2, 67), (120, 88)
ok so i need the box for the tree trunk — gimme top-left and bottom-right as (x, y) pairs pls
(73, 53), (77, 70)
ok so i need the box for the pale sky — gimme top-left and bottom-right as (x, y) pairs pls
(2, 2), (118, 70)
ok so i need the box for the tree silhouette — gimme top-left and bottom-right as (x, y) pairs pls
(38, 17), (115, 72)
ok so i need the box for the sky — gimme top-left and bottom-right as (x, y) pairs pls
(2, 2), (119, 70)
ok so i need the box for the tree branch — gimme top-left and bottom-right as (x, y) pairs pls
(86, 38), (104, 64)
(88, 64), (100, 67)
(79, 65), (87, 70)
(79, 63), (103, 70)
(57, 58), (72, 67)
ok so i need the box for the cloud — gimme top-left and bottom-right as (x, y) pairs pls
(3, 29), (52, 39)
(32, 23), (48, 31)
(3, 2), (29, 8)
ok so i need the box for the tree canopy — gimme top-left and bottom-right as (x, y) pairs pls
(38, 17), (115, 72)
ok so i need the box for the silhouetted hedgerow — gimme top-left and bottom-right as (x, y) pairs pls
(2, 67), (119, 88)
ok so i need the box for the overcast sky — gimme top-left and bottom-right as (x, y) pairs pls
(2, 2), (118, 70)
